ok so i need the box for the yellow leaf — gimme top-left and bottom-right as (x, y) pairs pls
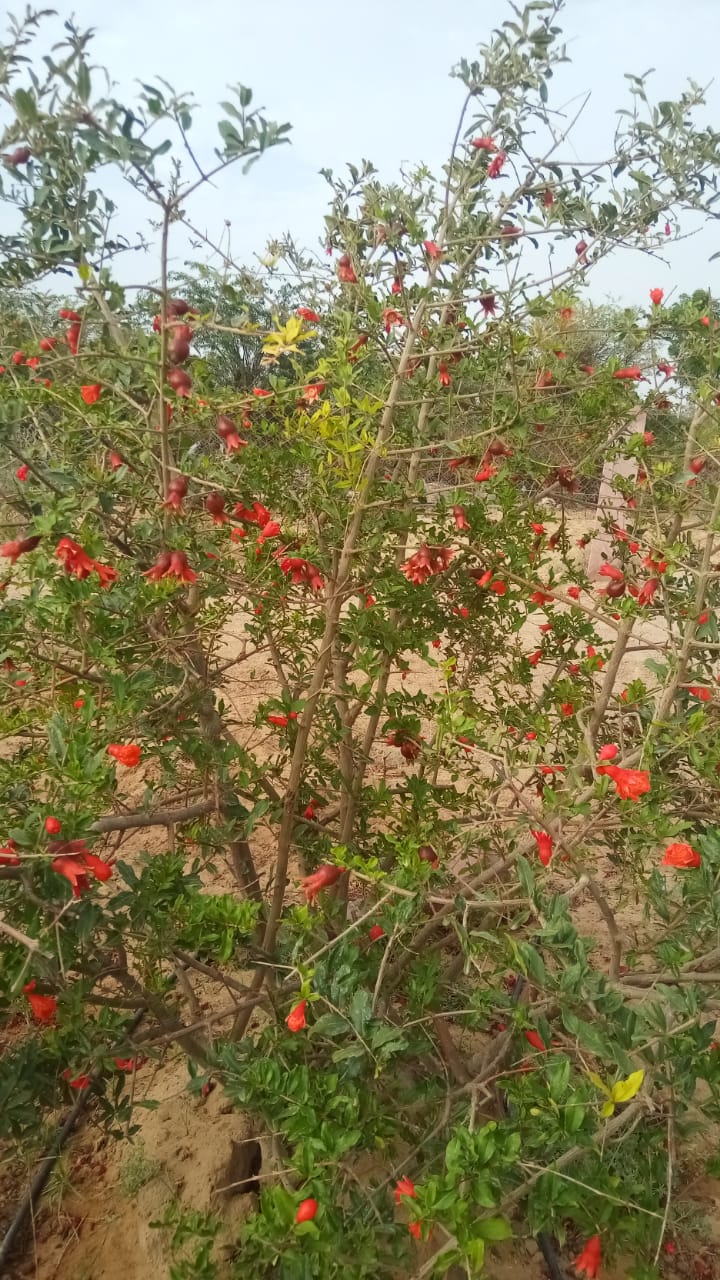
(601, 1100), (615, 1118)
(611, 1069), (644, 1105)
(587, 1070), (611, 1098)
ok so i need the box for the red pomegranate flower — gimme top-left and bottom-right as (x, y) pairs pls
(163, 475), (188, 512)
(337, 253), (358, 283)
(438, 362), (451, 387)
(637, 577), (660, 606)
(234, 501), (271, 527)
(286, 1000), (307, 1032)
(217, 414), (247, 452)
(574, 1235), (601, 1279)
(613, 365), (643, 381)
(0, 535), (41, 564)
(524, 1029), (548, 1052)
(597, 743), (618, 762)
(144, 550), (197, 584)
(649, 287), (664, 306)
(66, 323), (81, 356)
(278, 556), (325, 591)
(531, 830), (554, 866)
(297, 307), (320, 322)
(23, 981), (57, 1024)
(51, 850), (112, 897)
(596, 764), (650, 801)
(166, 368), (192, 397)
(471, 136), (496, 151)
(15, 464), (29, 481)
(295, 1197), (317, 1223)
(394, 1176), (417, 1204)
(257, 520), (282, 551)
(368, 924), (385, 941)
(80, 384), (101, 405)
(107, 743), (141, 767)
(205, 493), (227, 524)
(487, 150), (507, 178)
(661, 842), (701, 868)
(452, 505), (470, 531)
(55, 538), (117, 587)
(423, 239), (442, 259)
(301, 864), (343, 904)
(401, 545), (454, 586)
(383, 308), (403, 333)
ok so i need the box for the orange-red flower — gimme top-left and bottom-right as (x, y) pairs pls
(524, 1028), (548, 1052)
(688, 685), (711, 702)
(649, 288), (664, 306)
(0, 534), (41, 564)
(23, 980), (57, 1024)
(637, 576), (660, 606)
(613, 365), (643, 381)
(256, 520), (282, 551)
(438, 362), (451, 387)
(63, 1069), (91, 1090)
(337, 252), (358, 283)
(56, 538), (117, 587)
(394, 1176), (417, 1204)
(234, 501), (271, 527)
(599, 563), (624, 583)
(597, 764), (650, 801)
(278, 556), (325, 591)
(474, 463), (497, 483)
(383, 308), (403, 333)
(487, 150), (507, 178)
(286, 1000), (307, 1032)
(301, 864), (343, 903)
(163, 475), (188, 512)
(107, 743), (141, 767)
(50, 840), (113, 897)
(144, 550), (197, 584)
(217, 414), (247, 452)
(574, 1235), (601, 1279)
(368, 924), (385, 941)
(452, 505), (470, 531)
(661, 842), (701, 869)
(80, 384), (101, 405)
(597, 743), (618, 762)
(531, 830), (553, 866)
(423, 239), (442, 259)
(15, 464), (29, 481)
(297, 307), (320, 322)
(471, 136), (496, 151)
(205, 493), (227, 524)
(401, 545), (454, 586)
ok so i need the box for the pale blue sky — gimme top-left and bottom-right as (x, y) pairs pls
(15, 0), (720, 301)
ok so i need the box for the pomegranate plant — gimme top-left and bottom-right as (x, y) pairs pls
(4, 4), (720, 1277)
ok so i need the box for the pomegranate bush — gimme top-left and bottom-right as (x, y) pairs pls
(4, 4), (720, 1277)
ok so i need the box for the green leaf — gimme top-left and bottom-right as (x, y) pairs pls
(14, 88), (38, 123)
(77, 62), (91, 103)
(309, 1012), (349, 1039)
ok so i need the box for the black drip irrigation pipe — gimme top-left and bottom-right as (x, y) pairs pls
(505, 976), (568, 1280)
(0, 1006), (146, 1275)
